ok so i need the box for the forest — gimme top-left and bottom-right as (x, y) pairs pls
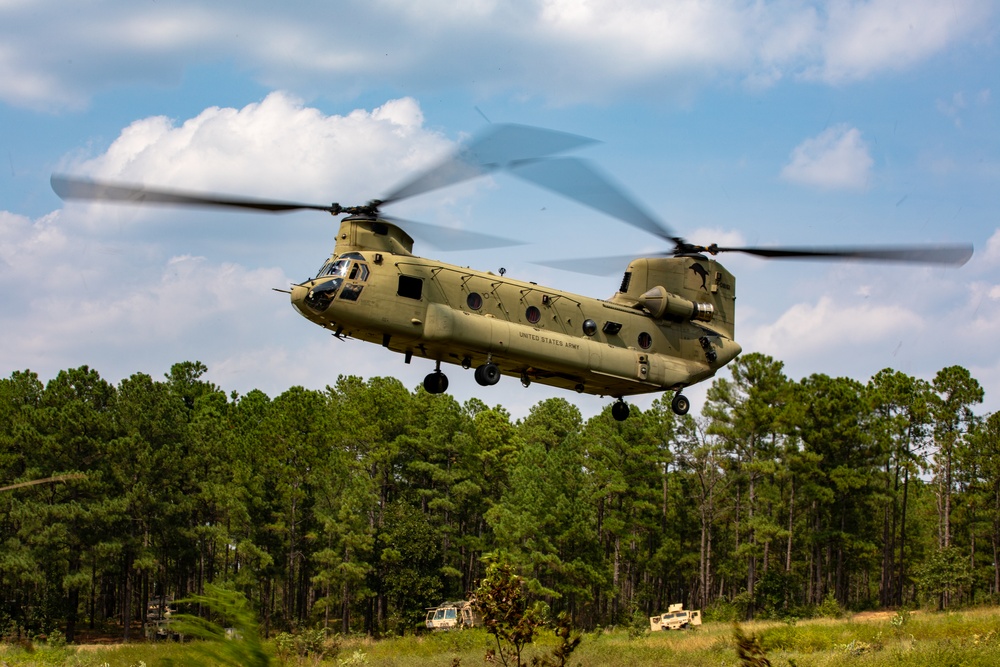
(1, 354), (998, 643)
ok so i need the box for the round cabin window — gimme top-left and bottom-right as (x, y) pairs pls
(526, 306), (541, 324)
(638, 332), (652, 349)
(467, 293), (483, 310)
(582, 319), (598, 336)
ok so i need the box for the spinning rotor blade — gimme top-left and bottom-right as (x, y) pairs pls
(711, 243), (973, 266)
(382, 216), (522, 251)
(52, 175), (339, 213)
(380, 124), (597, 205)
(540, 242), (973, 276)
(52, 176), (520, 251)
(536, 254), (646, 276)
(508, 156), (684, 248)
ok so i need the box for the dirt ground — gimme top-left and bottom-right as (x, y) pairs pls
(851, 609), (921, 622)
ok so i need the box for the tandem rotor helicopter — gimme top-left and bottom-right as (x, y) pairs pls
(52, 123), (972, 421)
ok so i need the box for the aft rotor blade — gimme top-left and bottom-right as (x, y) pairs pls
(52, 175), (338, 213)
(383, 216), (523, 251)
(535, 254), (644, 276)
(508, 157), (683, 247)
(380, 123), (598, 205)
(715, 244), (973, 266)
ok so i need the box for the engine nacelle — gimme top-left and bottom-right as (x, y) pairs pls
(638, 286), (714, 322)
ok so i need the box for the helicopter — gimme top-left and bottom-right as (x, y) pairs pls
(51, 123), (972, 421)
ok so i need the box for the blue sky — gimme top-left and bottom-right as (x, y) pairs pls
(2, 0), (999, 418)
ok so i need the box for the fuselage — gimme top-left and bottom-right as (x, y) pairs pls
(289, 217), (741, 398)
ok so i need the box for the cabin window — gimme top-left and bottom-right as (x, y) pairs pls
(525, 306), (541, 324)
(638, 332), (652, 349)
(467, 292), (483, 310)
(397, 275), (423, 300)
(603, 321), (622, 335)
(582, 319), (598, 336)
(340, 284), (363, 301)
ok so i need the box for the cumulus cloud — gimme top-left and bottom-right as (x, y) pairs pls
(780, 125), (873, 190)
(984, 229), (1000, 263)
(1, 97), (477, 397)
(0, 0), (993, 109)
(68, 93), (446, 203)
(813, 0), (993, 84)
(750, 295), (924, 358)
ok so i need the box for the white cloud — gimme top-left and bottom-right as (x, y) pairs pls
(814, 0), (993, 84)
(1, 97), (483, 400)
(983, 229), (1000, 263)
(750, 295), (923, 358)
(780, 125), (874, 191)
(0, 0), (993, 109)
(68, 93), (448, 203)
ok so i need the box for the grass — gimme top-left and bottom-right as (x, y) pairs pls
(3, 606), (1000, 666)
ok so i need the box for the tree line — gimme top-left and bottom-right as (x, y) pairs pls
(1, 355), (998, 641)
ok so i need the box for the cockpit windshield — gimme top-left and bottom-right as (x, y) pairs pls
(317, 259), (350, 279)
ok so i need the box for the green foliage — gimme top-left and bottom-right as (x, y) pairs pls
(815, 593), (843, 619)
(732, 623), (771, 666)
(915, 546), (974, 609)
(274, 628), (339, 661)
(161, 584), (272, 667)
(529, 613), (582, 667)
(2, 359), (999, 641)
(474, 560), (548, 667)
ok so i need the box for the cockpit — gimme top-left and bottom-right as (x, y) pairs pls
(303, 253), (370, 313)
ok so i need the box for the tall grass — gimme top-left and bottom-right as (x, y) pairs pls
(2, 606), (999, 667)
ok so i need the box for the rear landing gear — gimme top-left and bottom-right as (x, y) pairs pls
(423, 361), (449, 395)
(612, 399), (630, 422)
(671, 392), (690, 416)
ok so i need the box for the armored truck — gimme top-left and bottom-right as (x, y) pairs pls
(649, 603), (702, 631)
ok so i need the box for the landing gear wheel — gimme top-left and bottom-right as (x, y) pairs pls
(671, 392), (690, 416)
(423, 371), (449, 395)
(474, 362), (501, 386)
(611, 400), (630, 422)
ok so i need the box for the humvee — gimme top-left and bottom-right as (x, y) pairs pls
(424, 600), (481, 630)
(649, 603), (702, 631)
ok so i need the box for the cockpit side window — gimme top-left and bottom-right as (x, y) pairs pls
(348, 262), (370, 281)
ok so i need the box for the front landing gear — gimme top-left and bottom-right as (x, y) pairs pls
(671, 392), (690, 416)
(611, 399), (630, 422)
(423, 361), (449, 395)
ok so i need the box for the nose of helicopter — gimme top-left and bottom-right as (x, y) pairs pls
(289, 283), (312, 317)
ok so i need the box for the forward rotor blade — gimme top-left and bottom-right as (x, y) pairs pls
(715, 244), (973, 266)
(52, 175), (338, 213)
(380, 123), (598, 205)
(508, 157), (682, 247)
(382, 216), (523, 251)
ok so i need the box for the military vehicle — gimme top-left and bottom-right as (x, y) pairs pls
(649, 603), (702, 631)
(145, 596), (180, 640)
(424, 600), (481, 630)
(52, 124), (971, 419)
